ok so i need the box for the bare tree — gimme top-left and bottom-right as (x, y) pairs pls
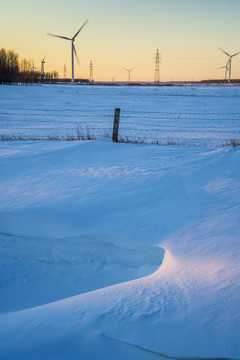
(0, 48), (19, 83)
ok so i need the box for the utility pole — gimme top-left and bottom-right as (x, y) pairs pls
(154, 49), (162, 83)
(89, 60), (94, 83)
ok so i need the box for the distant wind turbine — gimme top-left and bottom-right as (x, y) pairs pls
(124, 67), (134, 82)
(31, 60), (38, 72)
(218, 47), (240, 83)
(47, 20), (88, 83)
(218, 62), (229, 82)
(41, 56), (46, 78)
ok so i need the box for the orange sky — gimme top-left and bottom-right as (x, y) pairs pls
(1, 0), (240, 81)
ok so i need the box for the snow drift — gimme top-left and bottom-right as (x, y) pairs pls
(0, 85), (240, 360)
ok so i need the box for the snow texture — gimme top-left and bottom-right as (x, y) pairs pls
(1, 84), (240, 144)
(0, 85), (239, 360)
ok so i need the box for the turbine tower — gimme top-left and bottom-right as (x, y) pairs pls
(47, 20), (88, 83)
(41, 56), (46, 79)
(219, 47), (240, 83)
(124, 67), (134, 82)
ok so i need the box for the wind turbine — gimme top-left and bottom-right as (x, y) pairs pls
(124, 67), (134, 82)
(218, 47), (240, 83)
(218, 62), (229, 82)
(47, 20), (88, 83)
(41, 56), (46, 78)
(31, 60), (38, 72)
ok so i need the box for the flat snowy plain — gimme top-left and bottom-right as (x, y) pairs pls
(1, 84), (240, 144)
(0, 84), (240, 360)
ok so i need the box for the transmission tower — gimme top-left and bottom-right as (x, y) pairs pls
(89, 60), (94, 82)
(63, 64), (67, 79)
(154, 49), (162, 83)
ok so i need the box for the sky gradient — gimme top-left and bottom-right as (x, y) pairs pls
(1, 0), (240, 81)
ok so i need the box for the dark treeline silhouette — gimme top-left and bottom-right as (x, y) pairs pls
(0, 48), (19, 83)
(0, 48), (59, 84)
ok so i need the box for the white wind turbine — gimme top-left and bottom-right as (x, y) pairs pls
(31, 60), (38, 72)
(218, 62), (229, 82)
(41, 56), (46, 78)
(219, 47), (240, 83)
(47, 20), (88, 83)
(124, 67), (135, 82)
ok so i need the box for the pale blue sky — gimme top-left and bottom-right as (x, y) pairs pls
(1, 0), (240, 81)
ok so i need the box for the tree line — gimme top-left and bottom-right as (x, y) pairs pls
(0, 48), (59, 84)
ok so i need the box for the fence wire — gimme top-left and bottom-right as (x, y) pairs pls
(0, 106), (240, 145)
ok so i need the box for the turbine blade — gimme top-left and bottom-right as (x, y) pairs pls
(72, 20), (88, 40)
(47, 33), (71, 40)
(218, 47), (230, 57)
(73, 44), (80, 65)
(124, 68), (129, 72)
(130, 67), (135, 72)
(232, 51), (240, 57)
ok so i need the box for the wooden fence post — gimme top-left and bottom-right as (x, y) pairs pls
(112, 108), (120, 142)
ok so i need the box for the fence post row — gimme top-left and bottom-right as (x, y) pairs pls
(112, 108), (120, 142)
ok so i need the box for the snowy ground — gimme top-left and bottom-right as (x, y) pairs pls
(1, 84), (240, 144)
(0, 85), (240, 359)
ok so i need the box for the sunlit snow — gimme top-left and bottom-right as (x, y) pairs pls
(0, 85), (239, 360)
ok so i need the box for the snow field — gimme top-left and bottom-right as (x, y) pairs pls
(0, 85), (240, 359)
(1, 84), (240, 144)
